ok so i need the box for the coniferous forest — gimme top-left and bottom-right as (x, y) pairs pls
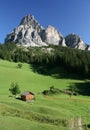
(0, 43), (90, 78)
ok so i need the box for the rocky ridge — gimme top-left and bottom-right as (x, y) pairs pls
(65, 34), (88, 50)
(5, 14), (90, 50)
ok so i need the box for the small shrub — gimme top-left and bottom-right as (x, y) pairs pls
(42, 86), (61, 95)
(9, 82), (21, 97)
(42, 90), (50, 95)
(17, 63), (23, 69)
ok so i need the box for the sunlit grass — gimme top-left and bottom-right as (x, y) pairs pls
(0, 59), (90, 130)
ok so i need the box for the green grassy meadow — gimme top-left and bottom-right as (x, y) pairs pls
(0, 59), (90, 130)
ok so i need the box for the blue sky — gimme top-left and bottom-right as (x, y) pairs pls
(0, 0), (90, 44)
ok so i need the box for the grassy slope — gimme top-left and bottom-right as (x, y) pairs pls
(0, 59), (90, 130)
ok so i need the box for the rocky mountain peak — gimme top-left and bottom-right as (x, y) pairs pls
(5, 14), (46, 46)
(20, 14), (34, 25)
(5, 14), (90, 50)
(44, 25), (66, 46)
(20, 14), (44, 32)
(65, 34), (87, 50)
(5, 14), (65, 47)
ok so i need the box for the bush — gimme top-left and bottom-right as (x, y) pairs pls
(17, 63), (23, 69)
(42, 86), (61, 95)
(9, 82), (21, 97)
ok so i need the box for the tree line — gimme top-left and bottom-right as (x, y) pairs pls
(0, 43), (90, 78)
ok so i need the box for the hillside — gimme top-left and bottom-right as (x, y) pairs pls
(0, 43), (90, 79)
(0, 60), (90, 130)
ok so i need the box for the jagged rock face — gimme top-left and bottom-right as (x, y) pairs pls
(65, 34), (87, 50)
(5, 14), (65, 47)
(43, 25), (66, 46)
(5, 15), (47, 47)
(86, 45), (90, 50)
(20, 15), (44, 32)
(5, 14), (90, 50)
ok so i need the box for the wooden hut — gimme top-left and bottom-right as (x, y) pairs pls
(21, 91), (35, 101)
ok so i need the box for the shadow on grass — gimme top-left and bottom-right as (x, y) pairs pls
(87, 124), (90, 128)
(16, 97), (22, 101)
(30, 64), (86, 80)
(67, 81), (90, 96)
(9, 95), (23, 101)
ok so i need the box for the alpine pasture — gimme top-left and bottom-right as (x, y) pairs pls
(0, 59), (90, 130)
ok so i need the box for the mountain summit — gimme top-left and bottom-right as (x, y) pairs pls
(65, 34), (89, 50)
(5, 14), (65, 47)
(5, 14), (90, 50)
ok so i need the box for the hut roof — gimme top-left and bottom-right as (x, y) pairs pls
(21, 91), (34, 96)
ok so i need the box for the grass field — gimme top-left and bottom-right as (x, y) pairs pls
(0, 59), (90, 130)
